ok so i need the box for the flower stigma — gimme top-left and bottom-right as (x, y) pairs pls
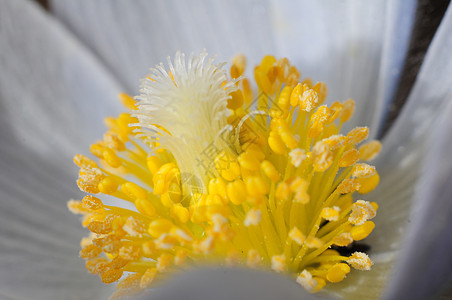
(69, 51), (382, 299)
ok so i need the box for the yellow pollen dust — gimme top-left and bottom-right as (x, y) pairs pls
(69, 52), (382, 298)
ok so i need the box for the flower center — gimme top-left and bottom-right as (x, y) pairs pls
(69, 52), (382, 298)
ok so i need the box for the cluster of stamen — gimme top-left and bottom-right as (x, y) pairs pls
(69, 53), (382, 299)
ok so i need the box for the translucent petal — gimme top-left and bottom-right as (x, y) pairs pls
(349, 3), (452, 299)
(139, 268), (322, 300)
(383, 93), (452, 299)
(269, 0), (416, 134)
(50, 0), (278, 93)
(0, 0), (122, 298)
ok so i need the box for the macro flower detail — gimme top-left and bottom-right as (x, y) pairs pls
(69, 51), (384, 299)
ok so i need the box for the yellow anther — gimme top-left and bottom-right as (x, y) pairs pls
(305, 237), (324, 248)
(271, 254), (286, 272)
(287, 66), (301, 87)
(300, 89), (319, 112)
(359, 140), (382, 161)
(244, 208), (262, 227)
(116, 273), (142, 295)
(352, 163), (376, 178)
(290, 177), (310, 204)
(302, 78), (313, 88)
(103, 147), (122, 168)
(289, 83), (306, 106)
(121, 182), (147, 201)
(206, 194), (226, 206)
(313, 82), (328, 105)
(294, 189), (310, 204)
(241, 78), (253, 103)
(102, 269), (124, 284)
(119, 245), (142, 261)
(347, 252), (372, 270)
(339, 149), (360, 167)
(243, 143), (266, 160)
(247, 249), (262, 268)
(67, 200), (91, 215)
(245, 176), (269, 197)
(323, 135), (348, 151)
(90, 143), (105, 159)
(279, 130), (298, 149)
(82, 195), (103, 210)
(140, 268), (157, 289)
(80, 244), (102, 259)
(327, 101), (343, 123)
(267, 131), (286, 155)
(337, 178), (361, 194)
(339, 99), (355, 123)
(370, 201), (379, 212)
(321, 206), (340, 221)
(175, 249), (188, 266)
(135, 199), (156, 217)
(326, 263), (350, 283)
(197, 235), (216, 255)
(157, 253), (172, 272)
(347, 127), (369, 145)
(142, 241), (156, 257)
(153, 175), (167, 196)
(148, 219), (173, 238)
(312, 141), (333, 172)
(255, 60), (277, 94)
(73, 154), (98, 169)
(227, 90), (244, 110)
(98, 177), (119, 194)
(275, 181), (290, 202)
(170, 204), (189, 224)
(166, 180), (182, 204)
(88, 220), (112, 235)
(260, 160), (280, 182)
(230, 54), (246, 79)
(103, 132), (126, 151)
(155, 233), (177, 249)
(146, 156), (162, 175)
(109, 256), (129, 269)
(214, 151), (241, 181)
(123, 216), (145, 237)
(333, 232), (353, 247)
(349, 200), (376, 225)
(77, 178), (99, 194)
(297, 270), (325, 293)
(308, 105), (331, 138)
(226, 179), (247, 205)
(238, 151), (261, 171)
(289, 148), (306, 167)
(85, 258), (109, 275)
(211, 213), (228, 233)
(276, 57), (290, 82)
(172, 227), (193, 244)
(277, 86), (293, 117)
(117, 113), (137, 135)
(351, 221), (375, 241)
(119, 92), (138, 110)
(289, 227), (305, 245)
(259, 55), (277, 73)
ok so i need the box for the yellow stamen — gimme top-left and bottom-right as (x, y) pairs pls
(70, 52), (381, 297)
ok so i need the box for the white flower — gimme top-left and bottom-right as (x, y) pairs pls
(0, 1), (451, 299)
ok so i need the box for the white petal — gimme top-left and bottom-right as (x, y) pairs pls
(382, 83), (452, 298)
(139, 267), (321, 300)
(0, 0), (122, 298)
(50, 0), (278, 93)
(360, 3), (452, 299)
(269, 0), (416, 134)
